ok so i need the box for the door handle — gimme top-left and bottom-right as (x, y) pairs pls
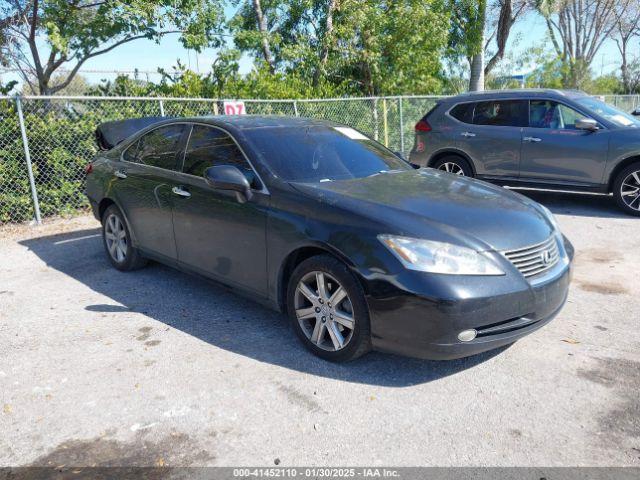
(114, 170), (127, 179)
(460, 132), (476, 138)
(523, 136), (542, 143)
(172, 186), (191, 198)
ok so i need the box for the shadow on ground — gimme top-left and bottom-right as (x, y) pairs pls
(511, 188), (627, 219)
(20, 228), (508, 387)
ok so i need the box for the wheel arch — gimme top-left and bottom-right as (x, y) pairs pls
(98, 197), (138, 245)
(607, 155), (640, 192)
(276, 243), (360, 313)
(427, 149), (477, 176)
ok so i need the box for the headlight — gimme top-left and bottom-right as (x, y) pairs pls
(378, 235), (504, 275)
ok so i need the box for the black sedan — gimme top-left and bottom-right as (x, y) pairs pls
(85, 116), (573, 362)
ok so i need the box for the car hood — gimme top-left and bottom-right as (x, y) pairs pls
(290, 169), (554, 252)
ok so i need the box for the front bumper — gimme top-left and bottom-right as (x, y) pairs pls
(365, 241), (573, 360)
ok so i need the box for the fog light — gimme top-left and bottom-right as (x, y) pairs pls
(458, 329), (477, 342)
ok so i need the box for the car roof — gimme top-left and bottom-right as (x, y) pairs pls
(443, 89), (589, 103)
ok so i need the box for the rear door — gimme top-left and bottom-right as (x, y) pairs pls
(519, 100), (609, 185)
(113, 124), (187, 260)
(171, 124), (269, 295)
(452, 99), (527, 178)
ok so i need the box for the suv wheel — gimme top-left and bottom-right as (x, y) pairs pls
(102, 204), (147, 271)
(613, 163), (640, 216)
(287, 255), (371, 362)
(432, 155), (473, 177)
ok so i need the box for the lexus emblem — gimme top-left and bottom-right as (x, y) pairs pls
(541, 249), (552, 265)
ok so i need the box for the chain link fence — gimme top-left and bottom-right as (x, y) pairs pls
(1, 94), (638, 225)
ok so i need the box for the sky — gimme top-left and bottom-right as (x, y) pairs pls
(1, 5), (636, 92)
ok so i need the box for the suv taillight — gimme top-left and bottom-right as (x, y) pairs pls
(415, 119), (432, 132)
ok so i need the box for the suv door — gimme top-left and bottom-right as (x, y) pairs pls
(519, 100), (609, 185)
(171, 124), (269, 295)
(114, 124), (187, 260)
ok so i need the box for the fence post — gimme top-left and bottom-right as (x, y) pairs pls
(373, 98), (379, 141)
(293, 100), (299, 117)
(159, 99), (165, 117)
(399, 96), (405, 154)
(15, 96), (42, 225)
(382, 98), (389, 147)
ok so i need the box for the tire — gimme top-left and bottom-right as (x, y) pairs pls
(286, 255), (371, 362)
(613, 162), (640, 217)
(432, 155), (474, 177)
(101, 204), (147, 271)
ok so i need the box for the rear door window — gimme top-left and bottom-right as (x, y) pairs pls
(449, 103), (475, 124)
(134, 124), (185, 170)
(472, 100), (528, 127)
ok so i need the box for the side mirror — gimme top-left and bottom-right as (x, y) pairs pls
(632, 108), (640, 116)
(575, 118), (599, 131)
(204, 165), (253, 202)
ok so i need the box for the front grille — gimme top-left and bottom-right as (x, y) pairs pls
(502, 235), (560, 279)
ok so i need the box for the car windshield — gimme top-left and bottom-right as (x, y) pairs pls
(247, 126), (412, 182)
(576, 97), (640, 128)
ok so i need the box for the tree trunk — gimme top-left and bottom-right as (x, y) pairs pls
(621, 41), (630, 93)
(468, 2), (486, 91)
(312, 0), (338, 87)
(469, 49), (485, 91)
(252, 0), (275, 73)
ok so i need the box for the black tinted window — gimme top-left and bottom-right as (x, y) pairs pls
(450, 103), (474, 123)
(122, 139), (139, 162)
(136, 125), (185, 170)
(472, 100), (527, 127)
(248, 126), (411, 182)
(182, 125), (258, 186)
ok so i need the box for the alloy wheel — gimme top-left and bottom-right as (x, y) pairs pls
(104, 214), (127, 263)
(620, 170), (640, 211)
(438, 162), (465, 175)
(294, 271), (355, 352)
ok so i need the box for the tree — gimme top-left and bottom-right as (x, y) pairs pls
(251, 0), (276, 72)
(0, 0), (226, 95)
(537, 0), (617, 88)
(449, 0), (487, 91)
(231, 0), (449, 95)
(484, 0), (528, 75)
(611, 0), (640, 93)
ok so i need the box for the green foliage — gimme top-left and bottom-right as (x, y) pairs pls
(229, 0), (450, 95)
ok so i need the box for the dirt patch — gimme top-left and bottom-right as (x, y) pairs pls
(576, 280), (628, 296)
(277, 383), (325, 413)
(577, 357), (640, 447)
(26, 431), (213, 468)
(574, 248), (620, 266)
(136, 327), (153, 342)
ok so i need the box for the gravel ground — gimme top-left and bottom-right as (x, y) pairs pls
(0, 190), (639, 467)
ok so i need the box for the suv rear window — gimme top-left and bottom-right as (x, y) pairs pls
(472, 100), (528, 127)
(449, 103), (474, 124)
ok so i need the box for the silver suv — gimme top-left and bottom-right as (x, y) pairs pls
(409, 89), (640, 216)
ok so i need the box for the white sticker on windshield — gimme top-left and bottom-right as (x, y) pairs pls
(334, 127), (369, 140)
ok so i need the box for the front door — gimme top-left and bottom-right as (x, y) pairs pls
(454, 99), (527, 178)
(171, 124), (269, 295)
(113, 123), (187, 260)
(519, 100), (610, 185)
